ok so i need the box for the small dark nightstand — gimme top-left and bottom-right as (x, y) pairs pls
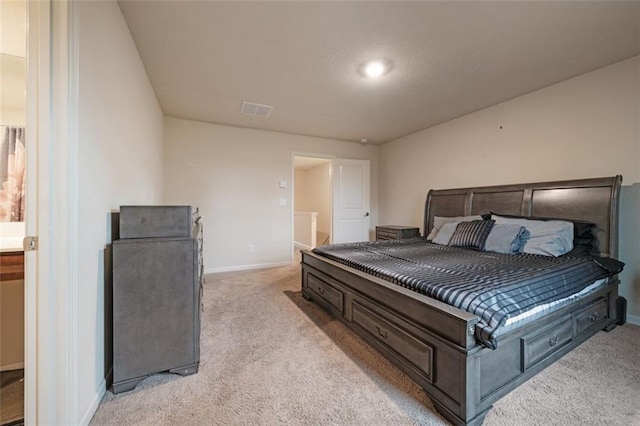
(376, 226), (420, 241)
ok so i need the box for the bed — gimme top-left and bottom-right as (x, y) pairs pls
(300, 176), (624, 426)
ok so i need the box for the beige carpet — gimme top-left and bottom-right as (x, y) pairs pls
(91, 258), (640, 425)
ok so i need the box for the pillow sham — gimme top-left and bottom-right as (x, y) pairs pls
(491, 214), (573, 257)
(484, 224), (530, 254)
(566, 222), (597, 256)
(491, 212), (597, 256)
(427, 215), (483, 240)
(448, 219), (495, 250)
(432, 222), (459, 245)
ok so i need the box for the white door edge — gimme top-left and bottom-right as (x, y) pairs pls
(25, 1), (80, 424)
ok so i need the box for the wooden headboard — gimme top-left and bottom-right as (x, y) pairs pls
(424, 176), (622, 258)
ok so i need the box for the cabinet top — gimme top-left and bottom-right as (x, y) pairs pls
(376, 225), (419, 230)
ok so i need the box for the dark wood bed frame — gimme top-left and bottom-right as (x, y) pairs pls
(301, 176), (623, 425)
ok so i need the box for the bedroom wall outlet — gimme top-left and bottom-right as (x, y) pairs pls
(248, 244), (255, 252)
(279, 180), (287, 189)
(279, 198), (287, 206)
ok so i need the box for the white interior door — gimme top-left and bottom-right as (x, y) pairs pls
(332, 159), (370, 243)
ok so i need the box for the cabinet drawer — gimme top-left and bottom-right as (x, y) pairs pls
(352, 301), (433, 382)
(0, 252), (24, 281)
(307, 273), (344, 315)
(522, 316), (572, 371)
(377, 230), (400, 240)
(575, 298), (608, 335)
(376, 227), (420, 241)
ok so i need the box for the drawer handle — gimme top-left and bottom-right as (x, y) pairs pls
(548, 333), (559, 347)
(375, 326), (388, 339)
(317, 286), (325, 295)
(589, 312), (601, 322)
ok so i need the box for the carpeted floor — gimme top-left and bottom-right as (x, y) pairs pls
(90, 258), (640, 425)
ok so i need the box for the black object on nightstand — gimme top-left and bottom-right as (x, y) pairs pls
(376, 226), (420, 241)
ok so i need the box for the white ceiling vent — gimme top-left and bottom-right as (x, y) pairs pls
(240, 101), (273, 118)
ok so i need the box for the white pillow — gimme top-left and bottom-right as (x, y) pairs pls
(491, 215), (574, 257)
(427, 215), (482, 240)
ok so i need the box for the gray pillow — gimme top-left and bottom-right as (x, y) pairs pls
(448, 220), (495, 250)
(432, 222), (459, 245)
(484, 224), (530, 254)
(427, 215), (483, 240)
(492, 215), (573, 257)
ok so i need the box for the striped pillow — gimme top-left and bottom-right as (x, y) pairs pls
(448, 220), (495, 250)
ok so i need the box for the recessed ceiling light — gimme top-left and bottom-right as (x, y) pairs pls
(359, 59), (392, 78)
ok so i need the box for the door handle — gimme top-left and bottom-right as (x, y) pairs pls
(364, 212), (370, 217)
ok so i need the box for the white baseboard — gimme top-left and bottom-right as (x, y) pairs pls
(293, 241), (313, 251)
(0, 362), (24, 372)
(206, 261), (291, 274)
(80, 377), (106, 426)
(626, 313), (640, 326)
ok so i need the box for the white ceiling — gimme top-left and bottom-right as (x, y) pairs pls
(118, 1), (640, 145)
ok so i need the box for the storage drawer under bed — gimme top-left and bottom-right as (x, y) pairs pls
(575, 298), (609, 335)
(351, 300), (434, 383)
(305, 272), (345, 315)
(520, 296), (610, 372)
(521, 316), (573, 371)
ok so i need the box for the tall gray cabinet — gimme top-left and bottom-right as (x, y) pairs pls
(112, 206), (202, 394)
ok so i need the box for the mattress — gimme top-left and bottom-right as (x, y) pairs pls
(312, 238), (621, 348)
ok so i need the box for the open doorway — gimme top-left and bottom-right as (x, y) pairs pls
(293, 156), (332, 250)
(0, 0), (27, 424)
(292, 155), (371, 256)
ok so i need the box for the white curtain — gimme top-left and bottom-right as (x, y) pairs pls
(0, 126), (26, 222)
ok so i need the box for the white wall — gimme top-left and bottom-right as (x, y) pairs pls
(77, 0), (164, 422)
(293, 211), (317, 249)
(294, 169), (306, 211)
(618, 184), (640, 324)
(379, 56), (640, 321)
(0, 0), (26, 57)
(163, 117), (378, 272)
(0, 0), (26, 126)
(0, 108), (25, 126)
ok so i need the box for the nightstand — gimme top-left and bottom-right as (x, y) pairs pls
(376, 226), (420, 241)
